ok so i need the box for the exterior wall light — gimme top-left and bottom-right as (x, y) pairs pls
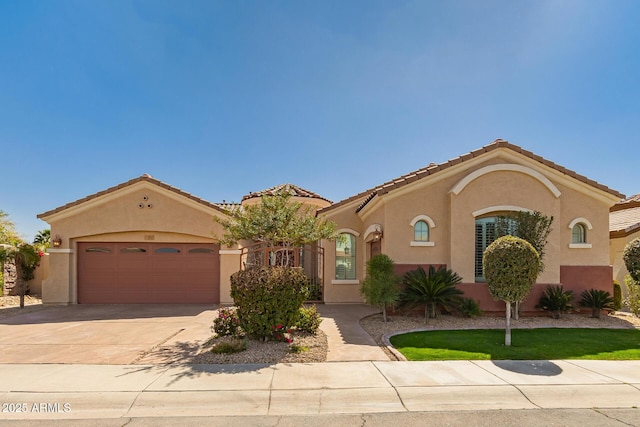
(52, 235), (62, 248)
(372, 226), (383, 241)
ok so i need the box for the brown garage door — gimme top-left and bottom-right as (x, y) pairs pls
(77, 242), (220, 304)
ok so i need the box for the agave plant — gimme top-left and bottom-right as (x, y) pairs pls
(537, 285), (574, 319)
(579, 289), (614, 319)
(401, 266), (463, 324)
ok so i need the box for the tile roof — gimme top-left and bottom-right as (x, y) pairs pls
(38, 174), (227, 219)
(242, 183), (332, 203)
(320, 139), (625, 215)
(610, 204), (640, 237)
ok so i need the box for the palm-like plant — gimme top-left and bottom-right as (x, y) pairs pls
(33, 229), (51, 250)
(579, 289), (614, 319)
(537, 285), (574, 319)
(401, 266), (463, 324)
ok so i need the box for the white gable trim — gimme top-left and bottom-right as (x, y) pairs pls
(451, 163), (562, 198)
(568, 217), (593, 230)
(473, 205), (532, 218)
(336, 228), (360, 237)
(409, 215), (436, 228)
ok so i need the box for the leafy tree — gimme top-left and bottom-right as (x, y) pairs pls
(496, 210), (553, 271)
(361, 254), (401, 322)
(401, 266), (463, 324)
(213, 191), (338, 265)
(623, 237), (640, 282)
(495, 210), (553, 318)
(483, 236), (540, 346)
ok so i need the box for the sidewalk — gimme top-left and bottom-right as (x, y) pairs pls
(1, 360), (639, 420)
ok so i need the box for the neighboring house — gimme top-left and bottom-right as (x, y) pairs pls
(610, 194), (640, 290)
(38, 140), (624, 311)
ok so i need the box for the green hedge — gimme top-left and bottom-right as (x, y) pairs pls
(230, 266), (309, 340)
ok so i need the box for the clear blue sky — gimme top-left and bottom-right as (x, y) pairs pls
(2, 0), (639, 241)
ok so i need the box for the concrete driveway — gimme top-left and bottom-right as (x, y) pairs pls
(0, 305), (217, 364)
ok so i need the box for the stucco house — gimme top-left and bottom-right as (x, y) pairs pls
(610, 194), (640, 288)
(38, 139), (624, 311)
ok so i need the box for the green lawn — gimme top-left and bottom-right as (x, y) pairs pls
(389, 328), (640, 360)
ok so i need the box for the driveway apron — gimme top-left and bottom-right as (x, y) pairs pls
(0, 305), (216, 364)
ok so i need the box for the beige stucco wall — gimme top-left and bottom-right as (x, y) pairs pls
(41, 182), (229, 304)
(322, 149), (618, 305)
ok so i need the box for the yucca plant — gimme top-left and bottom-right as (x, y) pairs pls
(401, 266), (463, 324)
(579, 289), (614, 319)
(537, 285), (574, 319)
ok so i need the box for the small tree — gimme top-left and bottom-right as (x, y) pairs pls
(623, 237), (640, 283)
(483, 236), (540, 346)
(213, 191), (338, 264)
(401, 266), (463, 324)
(496, 210), (553, 319)
(361, 254), (401, 322)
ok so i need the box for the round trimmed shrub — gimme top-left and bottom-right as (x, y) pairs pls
(230, 266), (309, 340)
(483, 235), (540, 303)
(623, 237), (640, 282)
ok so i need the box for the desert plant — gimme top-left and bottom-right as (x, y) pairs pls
(360, 254), (401, 322)
(579, 289), (614, 319)
(623, 238), (640, 282)
(230, 266), (309, 340)
(613, 280), (622, 311)
(537, 285), (574, 319)
(296, 305), (322, 334)
(458, 298), (482, 318)
(212, 307), (243, 337)
(210, 338), (247, 354)
(624, 275), (640, 317)
(401, 266), (463, 324)
(483, 235), (540, 346)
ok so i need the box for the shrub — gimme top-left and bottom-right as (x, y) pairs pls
(212, 307), (243, 337)
(290, 344), (309, 353)
(230, 266), (309, 340)
(210, 338), (247, 354)
(537, 285), (574, 319)
(613, 280), (622, 311)
(579, 289), (614, 319)
(401, 266), (463, 324)
(360, 254), (401, 322)
(296, 305), (322, 334)
(458, 298), (482, 318)
(623, 238), (640, 282)
(624, 275), (640, 317)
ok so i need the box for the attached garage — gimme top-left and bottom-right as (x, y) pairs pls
(78, 242), (220, 304)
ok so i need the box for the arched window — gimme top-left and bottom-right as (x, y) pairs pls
(335, 233), (356, 280)
(572, 223), (586, 244)
(414, 220), (429, 242)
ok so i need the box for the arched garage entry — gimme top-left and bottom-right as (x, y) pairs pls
(77, 242), (220, 304)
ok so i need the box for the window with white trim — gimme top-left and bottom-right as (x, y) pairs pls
(335, 233), (356, 280)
